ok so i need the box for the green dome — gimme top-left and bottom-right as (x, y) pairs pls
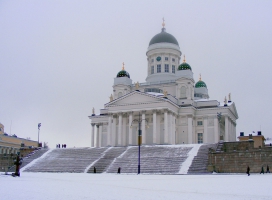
(149, 28), (179, 46)
(195, 80), (207, 88)
(178, 62), (192, 70)
(117, 70), (130, 78)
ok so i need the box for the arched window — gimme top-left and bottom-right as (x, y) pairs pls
(118, 92), (123, 98)
(180, 86), (186, 98)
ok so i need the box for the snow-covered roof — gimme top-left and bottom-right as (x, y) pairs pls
(146, 92), (164, 97)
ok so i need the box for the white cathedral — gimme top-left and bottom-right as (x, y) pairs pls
(89, 23), (238, 147)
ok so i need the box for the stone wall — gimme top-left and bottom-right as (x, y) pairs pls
(208, 141), (272, 173)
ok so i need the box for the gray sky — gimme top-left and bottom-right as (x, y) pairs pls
(1, 0), (271, 148)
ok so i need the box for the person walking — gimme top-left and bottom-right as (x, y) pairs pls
(266, 165), (270, 173)
(94, 167), (96, 174)
(260, 166), (264, 174)
(117, 167), (121, 174)
(246, 166), (250, 176)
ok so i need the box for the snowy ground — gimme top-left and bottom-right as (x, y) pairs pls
(1, 173), (272, 200)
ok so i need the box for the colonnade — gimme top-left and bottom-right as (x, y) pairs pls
(91, 109), (177, 147)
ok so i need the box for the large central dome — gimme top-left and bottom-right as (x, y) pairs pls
(149, 28), (179, 46)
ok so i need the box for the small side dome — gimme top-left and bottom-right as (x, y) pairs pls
(116, 63), (130, 78)
(178, 55), (192, 70)
(195, 74), (207, 88)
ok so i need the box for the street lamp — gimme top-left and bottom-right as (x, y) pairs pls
(130, 112), (148, 174)
(38, 123), (41, 147)
(217, 112), (222, 141)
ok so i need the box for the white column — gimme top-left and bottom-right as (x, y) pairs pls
(214, 117), (219, 143)
(118, 113), (122, 146)
(129, 112), (133, 145)
(188, 117), (193, 144)
(95, 125), (99, 147)
(225, 116), (229, 142)
(122, 114), (126, 146)
(107, 115), (112, 146)
(204, 117), (208, 143)
(168, 113), (172, 144)
(99, 123), (102, 147)
(157, 111), (161, 144)
(164, 110), (168, 144)
(152, 110), (157, 144)
(142, 111), (146, 145)
(91, 123), (95, 147)
(112, 115), (117, 146)
(172, 114), (176, 144)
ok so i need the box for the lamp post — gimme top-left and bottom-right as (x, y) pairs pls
(130, 112), (148, 174)
(38, 123), (41, 147)
(217, 113), (222, 141)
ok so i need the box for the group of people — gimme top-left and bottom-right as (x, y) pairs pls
(247, 165), (270, 176)
(56, 144), (67, 148)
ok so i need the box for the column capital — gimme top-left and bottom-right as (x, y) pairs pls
(91, 123), (95, 127)
(187, 114), (193, 118)
(128, 111), (133, 115)
(162, 109), (168, 113)
(96, 124), (99, 128)
(152, 109), (157, 114)
(141, 110), (146, 114)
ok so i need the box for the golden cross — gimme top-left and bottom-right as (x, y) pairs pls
(122, 62), (125, 70)
(162, 17), (165, 28)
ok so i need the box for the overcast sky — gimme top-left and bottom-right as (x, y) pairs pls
(0, 0), (271, 148)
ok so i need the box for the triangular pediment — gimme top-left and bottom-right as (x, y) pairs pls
(105, 91), (167, 107)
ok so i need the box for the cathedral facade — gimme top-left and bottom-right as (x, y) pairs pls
(89, 25), (238, 147)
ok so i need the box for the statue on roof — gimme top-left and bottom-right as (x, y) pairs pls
(228, 93), (231, 102)
(109, 94), (113, 102)
(135, 82), (139, 90)
(163, 90), (168, 97)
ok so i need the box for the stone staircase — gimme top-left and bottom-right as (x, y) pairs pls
(107, 145), (192, 174)
(216, 141), (224, 152)
(24, 148), (107, 173)
(8, 148), (49, 172)
(87, 147), (127, 173)
(187, 144), (217, 174)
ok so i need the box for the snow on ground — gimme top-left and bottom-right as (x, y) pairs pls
(1, 173), (271, 200)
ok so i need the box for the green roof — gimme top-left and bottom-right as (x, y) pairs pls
(178, 62), (192, 71)
(195, 80), (207, 88)
(117, 70), (130, 78)
(149, 28), (179, 46)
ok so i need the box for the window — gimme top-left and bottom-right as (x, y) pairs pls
(194, 94), (203, 98)
(197, 121), (203, 126)
(151, 66), (154, 74)
(172, 58), (175, 62)
(198, 133), (203, 144)
(165, 57), (168, 61)
(144, 88), (163, 93)
(165, 64), (169, 72)
(157, 65), (161, 73)
(172, 65), (175, 73)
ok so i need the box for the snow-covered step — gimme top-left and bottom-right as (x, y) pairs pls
(24, 147), (108, 173)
